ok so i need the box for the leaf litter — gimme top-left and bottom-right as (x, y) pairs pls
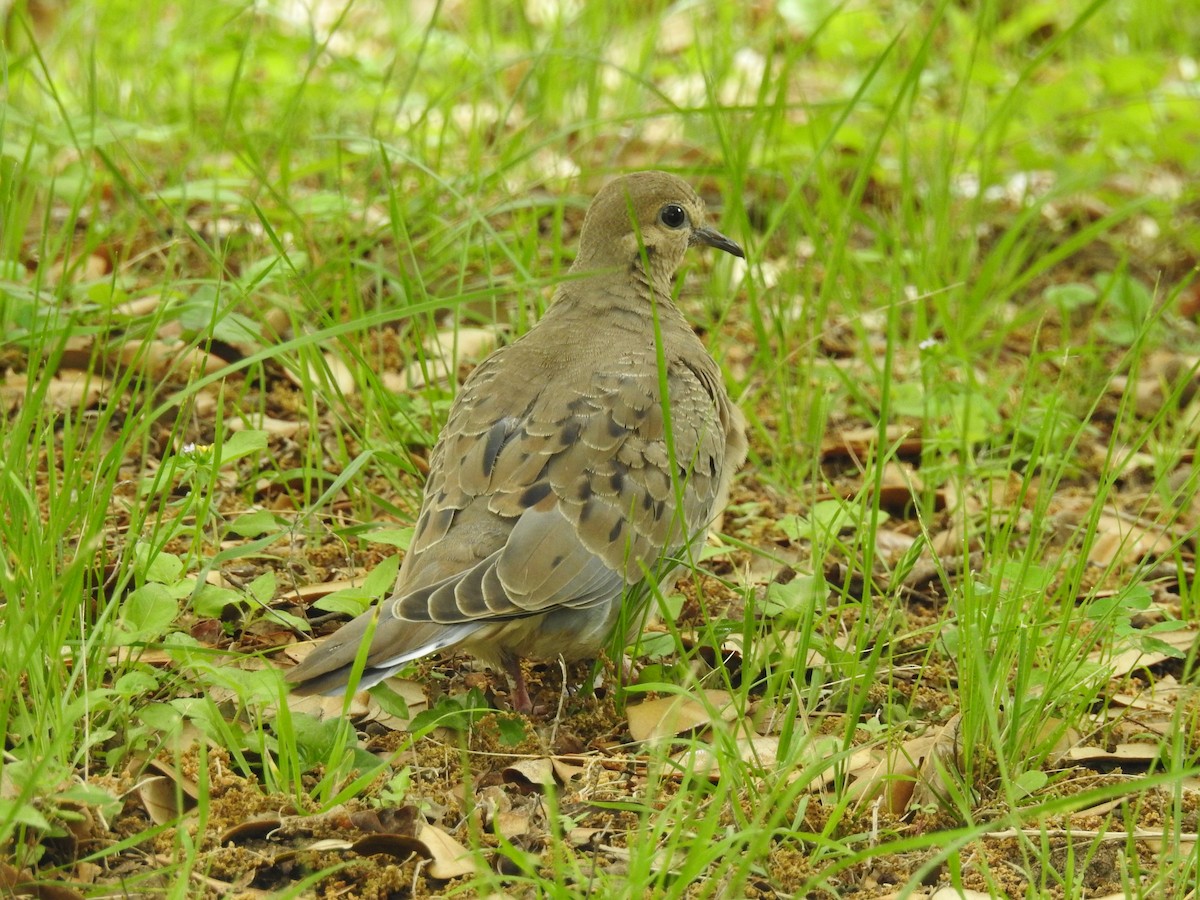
(3, 7), (1199, 899)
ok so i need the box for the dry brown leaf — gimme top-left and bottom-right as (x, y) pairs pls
(477, 784), (537, 842)
(350, 805), (421, 835)
(908, 713), (963, 812)
(502, 757), (556, 789)
(845, 743), (924, 815)
(1061, 743), (1162, 766)
(113, 295), (163, 318)
(929, 525), (969, 557)
(1108, 687), (1177, 713)
(0, 863), (25, 890)
(874, 528), (919, 563)
(550, 756), (587, 783)
(228, 414), (303, 437)
(72, 862), (102, 886)
(820, 425), (922, 462)
(141, 757), (201, 800)
(418, 822), (482, 879)
(280, 351), (356, 394)
(45, 251), (110, 286)
(307, 838), (355, 852)
(493, 811), (531, 840)
(136, 775), (194, 825)
(397, 326), (502, 391)
(116, 339), (228, 379)
(219, 813), (284, 844)
(626, 690), (738, 743)
(803, 741), (877, 792)
(383, 676), (430, 705)
(1035, 717), (1087, 765)
(718, 629), (832, 677)
(284, 688), (373, 721)
(283, 578), (363, 602)
(1090, 626), (1197, 677)
(0, 371), (110, 411)
(670, 734), (779, 779)
(350, 833), (428, 859)
(566, 826), (609, 847)
(321, 352), (357, 395)
(1107, 349), (1200, 418)
(1088, 512), (1178, 568)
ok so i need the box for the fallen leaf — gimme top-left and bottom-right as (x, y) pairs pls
(502, 757), (556, 790)
(627, 690), (738, 743)
(136, 775), (194, 825)
(908, 714), (963, 813)
(418, 823), (481, 879)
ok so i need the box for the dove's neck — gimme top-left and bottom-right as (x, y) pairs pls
(549, 267), (690, 337)
(566, 256), (680, 306)
(570, 241), (683, 298)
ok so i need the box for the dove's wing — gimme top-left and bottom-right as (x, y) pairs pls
(287, 306), (737, 692)
(396, 311), (731, 618)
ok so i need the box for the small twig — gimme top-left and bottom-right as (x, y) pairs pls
(550, 655), (568, 746)
(981, 827), (1200, 842)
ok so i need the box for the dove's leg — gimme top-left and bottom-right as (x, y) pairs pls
(506, 658), (533, 714)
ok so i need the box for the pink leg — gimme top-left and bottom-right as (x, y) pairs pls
(506, 657), (532, 714)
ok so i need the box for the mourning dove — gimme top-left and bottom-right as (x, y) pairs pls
(286, 170), (747, 712)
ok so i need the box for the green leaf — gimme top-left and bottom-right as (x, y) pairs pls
(1094, 272), (1157, 345)
(655, 593), (686, 621)
(1087, 584), (1152, 621)
(58, 782), (122, 817)
(314, 592), (371, 616)
(119, 583), (180, 641)
(370, 684), (411, 720)
(145, 550), (184, 585)
(0, 797), (53, 831)
(289, 713), (351, 763)
(779, 501), (858, 542)
(362, 554), (401, 598)
(133, 543), (184, 585)
(192, 584), (243, 618)
(137, 702), (184, 735)
(267, 608), (311, 633)
(114, 670), (161, 696)
(379, 768), (412, 805)
(1012, 769), (1048, 797)
(178, 285), (262, 344)
(762, 575), (825, 621)
(636, 632), (680, 660)
(364, 527), (415, 549)
(409, 690), (490, 734)
(1043, 282), (1097, 310)
(496, 716), (528, 747)
(161, 632), (206, 668)
(349, 748), (389, 776)
(227, 509), (279, 538)
(247, 571), (277, 604)
(216, 429), (268, 466)
(1137, 634), (1186, 660)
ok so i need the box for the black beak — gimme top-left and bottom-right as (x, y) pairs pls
(692, 225), (745, 259)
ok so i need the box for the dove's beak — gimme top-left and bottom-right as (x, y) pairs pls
(692, 226), (745, 259)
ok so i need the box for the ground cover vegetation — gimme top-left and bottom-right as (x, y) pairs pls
(2, 0), (1199, 896)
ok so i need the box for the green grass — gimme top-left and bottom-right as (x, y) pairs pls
(2, 0), (1199, 895)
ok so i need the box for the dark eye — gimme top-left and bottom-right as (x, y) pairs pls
(659, 204), (687, 229)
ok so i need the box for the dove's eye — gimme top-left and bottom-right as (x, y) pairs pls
(659, 204), (687, 229)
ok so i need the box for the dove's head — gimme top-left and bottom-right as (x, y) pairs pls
(571, 171), (743, 287)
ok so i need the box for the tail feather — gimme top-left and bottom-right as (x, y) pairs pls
(285, 605), (483, 696)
